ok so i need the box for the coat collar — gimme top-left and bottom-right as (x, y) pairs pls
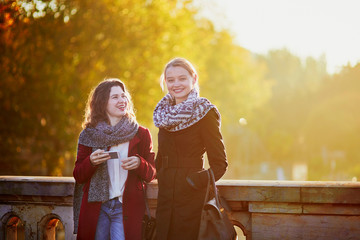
(128, 131), (140, 155)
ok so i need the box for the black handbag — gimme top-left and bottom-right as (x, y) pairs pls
(141, 181), (156, 240)
(198, 169), (237, 240)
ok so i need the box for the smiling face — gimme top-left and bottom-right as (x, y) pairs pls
(165, 66), (197, 104)
(106, 86), (128, 126)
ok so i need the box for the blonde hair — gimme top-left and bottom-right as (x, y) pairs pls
(160, 57), (199, 92)
(82, 78), (136, 128)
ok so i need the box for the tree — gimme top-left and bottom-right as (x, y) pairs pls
(254, 49), (327, 166)
(1, 0), (273, 176)
(304, 63), (360, 180)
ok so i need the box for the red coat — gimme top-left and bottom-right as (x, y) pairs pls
(73, 126), (156, 240)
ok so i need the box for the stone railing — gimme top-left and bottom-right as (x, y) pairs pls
(1, 176), (360, 240)
(0, 176), (74, 240)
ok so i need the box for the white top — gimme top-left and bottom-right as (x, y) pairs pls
(107, 142), (129, 202)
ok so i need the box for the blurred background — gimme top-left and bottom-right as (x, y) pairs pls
(1, 0), (359, 181)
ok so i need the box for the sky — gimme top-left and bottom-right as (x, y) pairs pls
(196, 0), (360, 74)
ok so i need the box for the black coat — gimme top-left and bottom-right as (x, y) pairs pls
(155, 109), (228, 240)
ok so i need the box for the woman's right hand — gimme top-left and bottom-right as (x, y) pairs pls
(90, 149), (110, 166)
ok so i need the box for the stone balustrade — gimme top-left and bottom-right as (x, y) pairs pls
(0, 176), (74, 240)
(1, 176), (360, 240)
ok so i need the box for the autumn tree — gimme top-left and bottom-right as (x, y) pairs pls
(304, 63), (360, 180)
(1, 0), (273, 176)
(247, 49), (328, 179)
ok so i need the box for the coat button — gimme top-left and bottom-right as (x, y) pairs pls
(124, 215), (128, 220)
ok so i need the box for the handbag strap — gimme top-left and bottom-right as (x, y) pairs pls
(208, 168), (221, 208)
(203, 170), (211, 205)
(202, 169), (221, 208)
(140, 180), (152, 218)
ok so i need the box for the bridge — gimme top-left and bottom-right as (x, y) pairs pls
(1, 176), (360, 239)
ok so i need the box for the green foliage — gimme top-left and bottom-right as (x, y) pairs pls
(254, 49), (328, 163)
(304, 64), (360, 180)
(251, 49), (359, 180)
(201, 31), (271, 126)
(0, 0), (269, 176)
(1, 1), (359, 181)
(1, 0), (82, 175)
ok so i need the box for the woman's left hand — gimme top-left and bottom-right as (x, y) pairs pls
(121, 156), (140, 170)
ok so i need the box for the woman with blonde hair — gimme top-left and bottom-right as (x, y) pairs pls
(153, 58), (228, 239)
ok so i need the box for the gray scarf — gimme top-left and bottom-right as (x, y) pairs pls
(73, 116), (138, 233)
(79, 115), (139, 202)
(78, 116), (139, 148)
(153, 88), (218, 131)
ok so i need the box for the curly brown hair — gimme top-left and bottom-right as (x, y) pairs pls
(82, 78), (135, 128)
